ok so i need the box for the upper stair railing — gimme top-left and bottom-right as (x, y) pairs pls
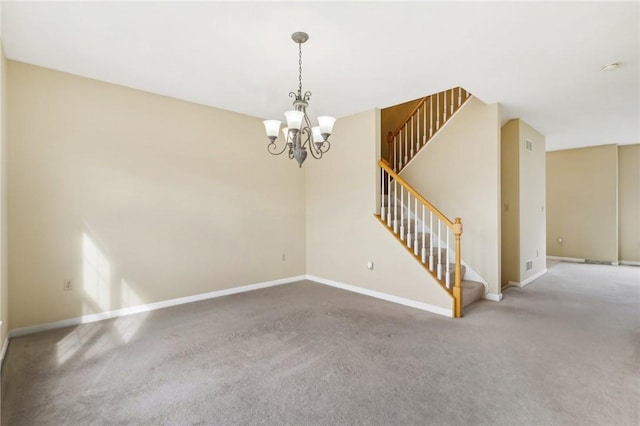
(376, 159), (464, 317)
(387, 87), (471, 172)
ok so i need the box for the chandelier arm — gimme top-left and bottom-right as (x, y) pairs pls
(299, 126), (312, 149)
(308, 143), (323, 159)
(267, 141), (290, 156)
(319, 141), (331, 154)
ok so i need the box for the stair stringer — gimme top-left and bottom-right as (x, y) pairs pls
(398, 96), (502, 297)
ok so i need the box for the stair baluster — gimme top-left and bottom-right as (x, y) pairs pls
(387, 174), (392, 227)
(400, 186), (404, 241)
(429, 95), (433, 138)
(413, 198), (419, 255)
(393, 179), (398, 234)
(450, 88), (455, 115)
(406, 192), (412, 248)
(429, 211), (434, 271)
(410, 116), (415, 159)
(436, 92), (440, 131)
(446, 229), (451, 288)
(437, 220), (442, 280)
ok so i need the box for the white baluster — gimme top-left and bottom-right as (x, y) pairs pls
(393, 180), (398, 234)
(436, 92), (440, 131)
(398, 132), (403, 170)
(403, 127), (408, 166)
(393, 136), (397, 172)
(446, 228), (451, 288)
(400, 186), (405, 241)
(443, 90), (447, 121)
(450, 88), (454, 115)
(416, 107), (420, 152)
(421, 205), (426, 263)
(381, 169), (386, 218)
(437, 220), (442, 280)
(429, 212), (434, 271)
(423, 101), (427, 146)
(429, 95), (433, 137)
(406, 192), (412, 248)
(386, 173), (392, 227)
(410, 116), (414, 159)
(414, 198), (419, 255)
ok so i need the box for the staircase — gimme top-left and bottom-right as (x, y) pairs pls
(388, 87), (470, 173)
(376, 88), (484, 317)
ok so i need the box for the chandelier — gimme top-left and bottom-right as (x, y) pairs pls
(263, 32), (336, 168)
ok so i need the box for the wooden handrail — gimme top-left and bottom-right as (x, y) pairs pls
(387, 95), (429, 143)
(379, 159), (459, 232)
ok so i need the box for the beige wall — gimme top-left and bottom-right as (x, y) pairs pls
(8, 61), (306, 329)
(500, 120), (520, 284)
(305, 109), (454, 312)
(0, 45), (8, 347)
(501, 119), (546, 285)
(618, 144), (640, 262)
(400, 97), (502, 296)
(546, 145), (618, 262)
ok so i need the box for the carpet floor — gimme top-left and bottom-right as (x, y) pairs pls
(1, 262), (639, 425)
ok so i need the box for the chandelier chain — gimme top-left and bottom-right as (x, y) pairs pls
(298, 42), (303, 95)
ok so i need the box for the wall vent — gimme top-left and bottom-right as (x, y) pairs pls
(525, 138), (533, 152)
(526, 260), (533, 271)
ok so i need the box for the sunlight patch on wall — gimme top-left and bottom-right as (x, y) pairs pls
(82, 233), (111, 313)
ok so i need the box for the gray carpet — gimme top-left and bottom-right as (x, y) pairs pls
(2, 262), (639, 425)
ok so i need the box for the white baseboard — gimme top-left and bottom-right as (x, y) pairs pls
(9, 275), (306, 338)
(508, 269), (548, 288)
(483, 293), (503, 302)
(8, 273), (458, 338)
(306, 275), (453, 318)
(620, 260), (640, 266)
(547, 256), (585, 263)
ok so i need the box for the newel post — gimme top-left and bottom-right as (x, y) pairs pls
(453, 217), (463, 318)
(387, 131), (394, 169)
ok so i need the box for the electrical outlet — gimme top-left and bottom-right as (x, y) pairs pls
(63, 279), (73, 291)
(367, 261), (374, 270)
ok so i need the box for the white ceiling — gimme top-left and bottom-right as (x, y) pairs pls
(2, 1), (638, 151)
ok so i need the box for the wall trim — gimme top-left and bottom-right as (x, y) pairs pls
(306, 275), (453, 318)
(547, 255), (586, 263)
(483, 293), (503, 302)
(9, 275), (306, 338)
(620, 260), (640, 266)
(508, 268), (548, 288)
